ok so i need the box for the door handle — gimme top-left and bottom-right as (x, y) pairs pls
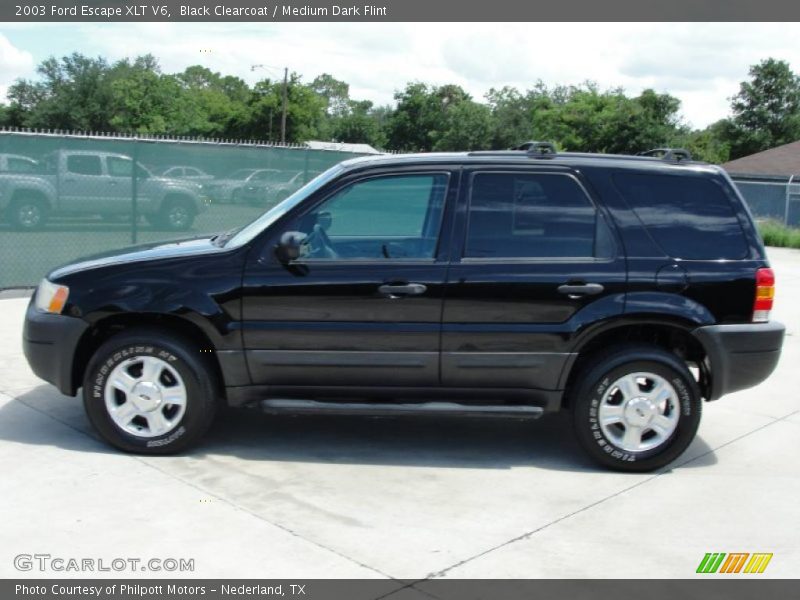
(378, 283), (427, 297)
(557, 283), (604, 298)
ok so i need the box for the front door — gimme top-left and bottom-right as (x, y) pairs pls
(242, 168), (457, 389)
(441, 168), (627, 392)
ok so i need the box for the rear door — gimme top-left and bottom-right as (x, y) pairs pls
(105, 156), (137, 214)
(59, 154), (107, 214)
(441, 167), (626, 391)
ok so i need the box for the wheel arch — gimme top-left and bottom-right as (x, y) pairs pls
(11, 186), (53, 208)
(559, 316), (710, 407)
(72, 312), (226, 402)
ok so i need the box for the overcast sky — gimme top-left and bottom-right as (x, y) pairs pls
(1, 22), (800, 129)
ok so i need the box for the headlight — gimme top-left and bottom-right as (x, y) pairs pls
(35, 279), (70, 314)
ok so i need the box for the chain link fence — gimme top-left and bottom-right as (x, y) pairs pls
(0, 130), (373, 288)
(730, 174), (800, 228)
(2, 132), (796, 289)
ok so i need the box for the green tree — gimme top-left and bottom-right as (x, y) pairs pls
(8, 53), (114, 131)
(332, 100), (387, 148)
(486, 86), (535, 148)
(725, 58), (800, 159)
(107, 57), (199, 134)
(311, 73), (350, 116)
(247, 74), (327, 142)
(386, 82), (481, 151)
(524, 83), (685, 154)
(677, 123), (731, 164)
(175, 65), (252, 137)
(432, 100), (493, 151)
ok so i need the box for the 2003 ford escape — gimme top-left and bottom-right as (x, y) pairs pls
(23, 143), (785, 471)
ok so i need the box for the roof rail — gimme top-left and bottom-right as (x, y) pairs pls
(637, 148), (693, 162)
(513, 141), (558, 156)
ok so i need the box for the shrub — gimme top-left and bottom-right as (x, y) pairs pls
(758, 220), (800, 249)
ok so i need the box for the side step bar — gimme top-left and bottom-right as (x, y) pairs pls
(259, 399), (544, 419)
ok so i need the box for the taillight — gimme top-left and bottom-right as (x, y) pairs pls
(753, 267), (775, 323)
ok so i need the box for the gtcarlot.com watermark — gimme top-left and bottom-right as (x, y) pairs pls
(14, 553), (194, 573)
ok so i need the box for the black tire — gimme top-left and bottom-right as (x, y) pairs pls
(8, 195), (48, 230)
(82, 329), (217, 454)
(570, 345), (702, 472)
(156, 197), (195, 231)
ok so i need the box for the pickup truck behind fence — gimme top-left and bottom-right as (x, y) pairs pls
(0, 150), (206, 231)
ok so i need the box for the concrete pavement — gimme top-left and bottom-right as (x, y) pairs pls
(0, 248), (798, 580)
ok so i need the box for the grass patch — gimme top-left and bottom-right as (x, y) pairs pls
(758, 220), (800, 249)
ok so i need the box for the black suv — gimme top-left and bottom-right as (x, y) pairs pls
(23, 144), (785, 471)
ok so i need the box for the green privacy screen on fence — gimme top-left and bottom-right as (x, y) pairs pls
(0, 131), (370, 287)
(1, 130), (796, 288)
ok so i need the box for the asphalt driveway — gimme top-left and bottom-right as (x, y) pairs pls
(1, 248), (798, 580)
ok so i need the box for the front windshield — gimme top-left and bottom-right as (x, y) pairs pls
(224, 165), (345, 248)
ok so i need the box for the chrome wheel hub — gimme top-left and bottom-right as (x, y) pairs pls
(19, 205), (41, 227)
(130, 381), (163, 412)
(598, 372), (680, 453)
(104, 355), (187, 438)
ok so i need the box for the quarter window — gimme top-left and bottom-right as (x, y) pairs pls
(613, 173), (748, 260)
(465, 172), (613, 258)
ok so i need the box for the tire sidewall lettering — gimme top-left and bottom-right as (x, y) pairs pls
(89, 343), (186, 446)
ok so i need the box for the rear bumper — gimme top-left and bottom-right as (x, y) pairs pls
(694, 321), (785, 400)
(22, 299), (88, 396)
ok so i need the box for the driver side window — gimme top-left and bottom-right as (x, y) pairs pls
(293, 173), (448, 260)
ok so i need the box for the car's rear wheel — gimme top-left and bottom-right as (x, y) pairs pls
(156, 197), (195, 231)
(82, 330), (217, 454)
(570, 345), (702, 472)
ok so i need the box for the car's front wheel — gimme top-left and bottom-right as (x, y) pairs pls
(82, 330), (217, 454)
(570, 345), (702, 472)
(8, 195), (49, 230)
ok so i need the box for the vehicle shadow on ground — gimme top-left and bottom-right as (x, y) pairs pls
(2, 384), (718, 472)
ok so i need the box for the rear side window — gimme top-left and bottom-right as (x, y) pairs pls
(465, 172), (614, 259)
(66, 155), (102, 176)
(613, 173), (748, 259)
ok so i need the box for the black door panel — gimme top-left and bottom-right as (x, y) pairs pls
(242, 169), (457, 388)
(442, 169), (627, 389)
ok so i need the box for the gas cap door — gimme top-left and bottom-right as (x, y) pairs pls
(656, 262), (689, 293)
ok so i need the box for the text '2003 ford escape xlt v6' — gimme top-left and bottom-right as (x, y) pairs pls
(23, 143), (785, 471)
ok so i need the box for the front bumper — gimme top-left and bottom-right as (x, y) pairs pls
(694, 321), (785, 400)
(22, 299), (89, 396)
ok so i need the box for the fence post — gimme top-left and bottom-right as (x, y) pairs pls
(786, 175), (794, 227)
(131, 139), (139, 245)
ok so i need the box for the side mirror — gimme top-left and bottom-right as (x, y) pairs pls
(276, 231), (307, 262)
